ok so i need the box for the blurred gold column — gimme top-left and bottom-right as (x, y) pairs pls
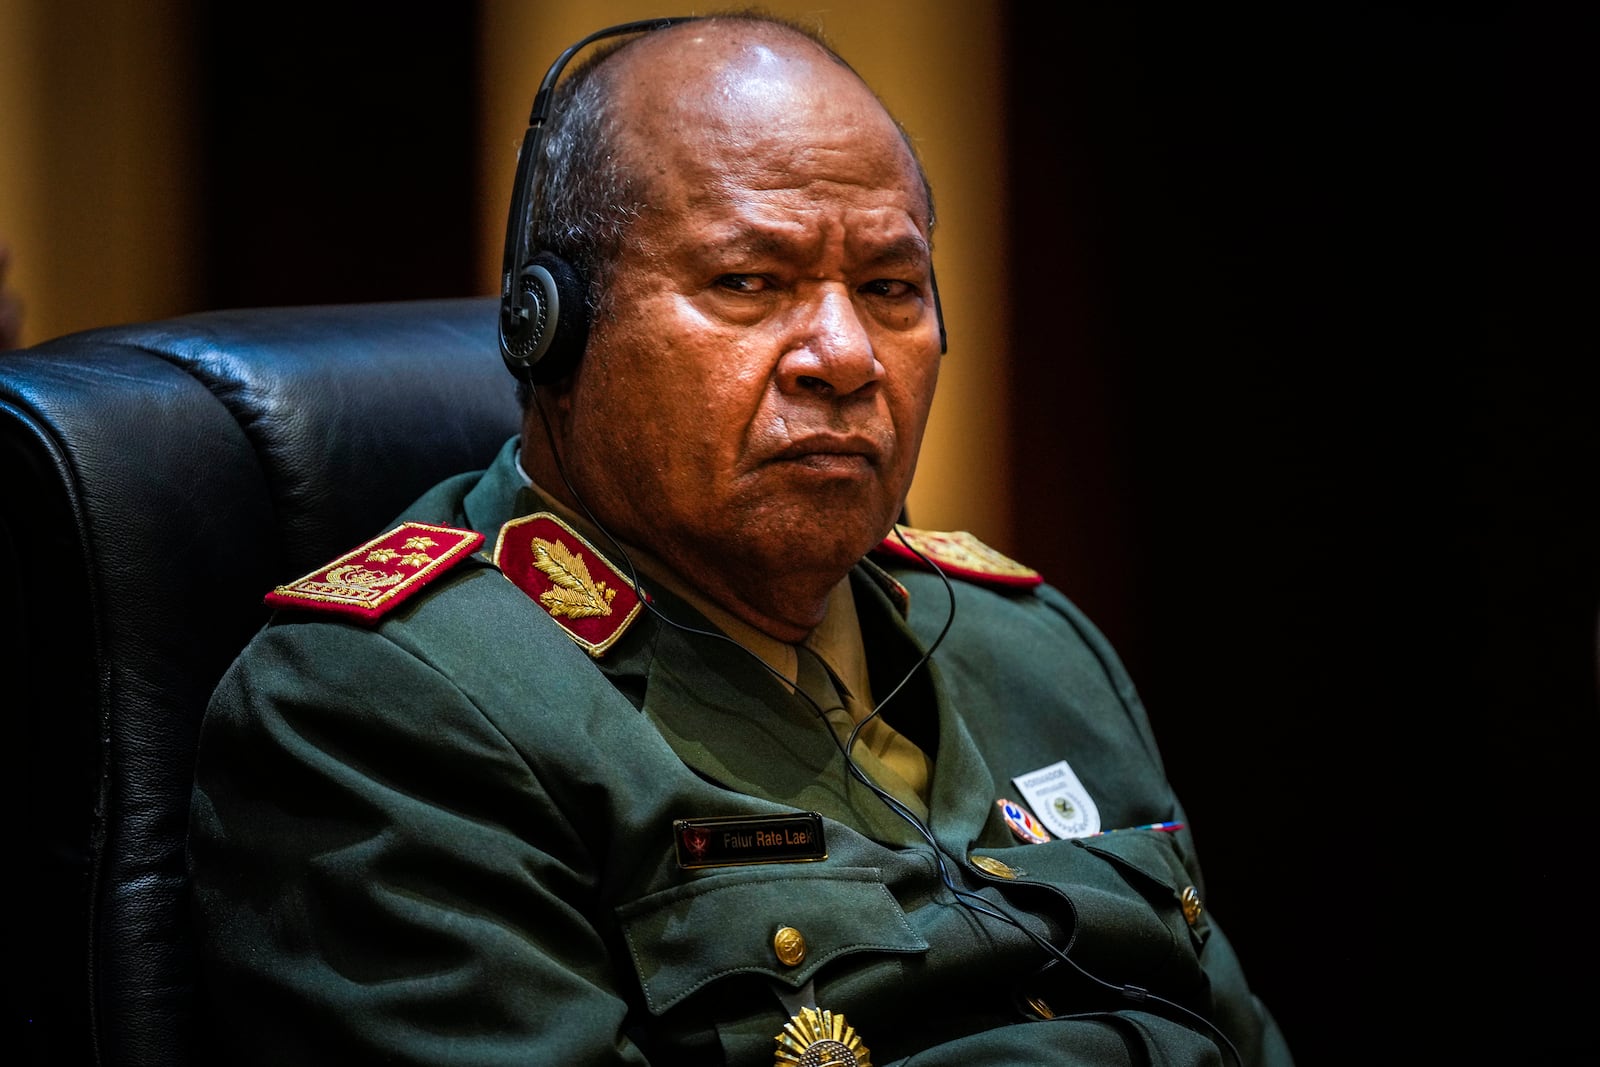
(0, 0), (199, 348)
(476, 1), (1014, 547)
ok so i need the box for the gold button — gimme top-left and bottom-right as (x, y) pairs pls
(1181, 885), (1204, 926)
(773, 926), (807, 967)
(969, 853), (1019, 879)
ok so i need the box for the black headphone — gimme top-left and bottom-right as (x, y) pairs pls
(498, 16), (947, 385)
(498, 17), (698, 385)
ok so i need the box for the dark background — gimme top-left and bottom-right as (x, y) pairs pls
(1007, 6), (1597, 1062)
(197, 11), (480, 309)
(187, 5), (1597, 1063)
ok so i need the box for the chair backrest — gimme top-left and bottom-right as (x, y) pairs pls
(3, 297), (520, 1066)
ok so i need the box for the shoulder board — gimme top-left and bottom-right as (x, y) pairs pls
(871, 524), (1043, 590)
(265, 521), (485, 623)
(493, 512), (643, 658)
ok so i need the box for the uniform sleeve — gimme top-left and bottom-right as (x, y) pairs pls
(188, 618), (649, 1066)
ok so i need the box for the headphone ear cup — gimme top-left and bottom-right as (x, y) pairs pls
(500, 251), (591, 384)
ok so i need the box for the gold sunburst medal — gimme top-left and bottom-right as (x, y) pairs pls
(774, 1006), (871, 1067)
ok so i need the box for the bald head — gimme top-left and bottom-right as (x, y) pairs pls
(608, 18), (880, 148)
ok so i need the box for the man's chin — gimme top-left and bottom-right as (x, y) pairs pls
(753, 513), (891, 572)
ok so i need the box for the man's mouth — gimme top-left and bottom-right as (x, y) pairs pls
(770, 432), (882, 468)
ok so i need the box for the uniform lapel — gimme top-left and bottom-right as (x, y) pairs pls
(850, 568), (1002, 855)
(924, 669), (1008, 855)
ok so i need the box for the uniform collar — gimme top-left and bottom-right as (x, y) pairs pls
(486, 439), (994, 845)
(508, 441), (870, 707)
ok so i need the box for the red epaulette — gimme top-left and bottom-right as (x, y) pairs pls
(493, 512), (643, 658)
(871, 524), (1044, 591)
(265, 521), (484, 623)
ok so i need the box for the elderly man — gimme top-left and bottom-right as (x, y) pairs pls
(190, 13), (1294, 1066)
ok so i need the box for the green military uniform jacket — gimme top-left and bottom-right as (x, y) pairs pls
(189, 439), (1294, 1066)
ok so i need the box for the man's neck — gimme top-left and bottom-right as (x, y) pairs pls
(514, 450), (840, 644)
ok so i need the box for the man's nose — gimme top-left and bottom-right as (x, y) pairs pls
(777, 286), (883, 397)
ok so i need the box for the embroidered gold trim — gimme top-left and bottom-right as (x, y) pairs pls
(492, 511), (643, 657)
(266, 522), (482, 619)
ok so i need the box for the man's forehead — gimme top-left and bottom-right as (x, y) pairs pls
(601, 19), (932, 232)
(685, 210), (931, 259)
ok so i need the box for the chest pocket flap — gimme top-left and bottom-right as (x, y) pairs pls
(617, 865), (928, 1014)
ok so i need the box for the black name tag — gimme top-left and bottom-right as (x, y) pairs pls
(673, 811), (827, 869)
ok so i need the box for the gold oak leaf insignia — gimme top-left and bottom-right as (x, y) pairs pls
(531, 537), (616, 619)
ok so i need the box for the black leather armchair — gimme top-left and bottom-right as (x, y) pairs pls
(3, 297), (520, 1066)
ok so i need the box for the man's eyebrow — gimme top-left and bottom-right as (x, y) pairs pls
(723, 230), (794, 258)
(685, 227), (796, 264)
(860, 234), (933, 269)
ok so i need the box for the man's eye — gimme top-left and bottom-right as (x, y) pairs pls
(715, 274), (769, 294)
(861, 279), (915, 299)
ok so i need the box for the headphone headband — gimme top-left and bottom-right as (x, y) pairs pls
(499, 17), (701, 383)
